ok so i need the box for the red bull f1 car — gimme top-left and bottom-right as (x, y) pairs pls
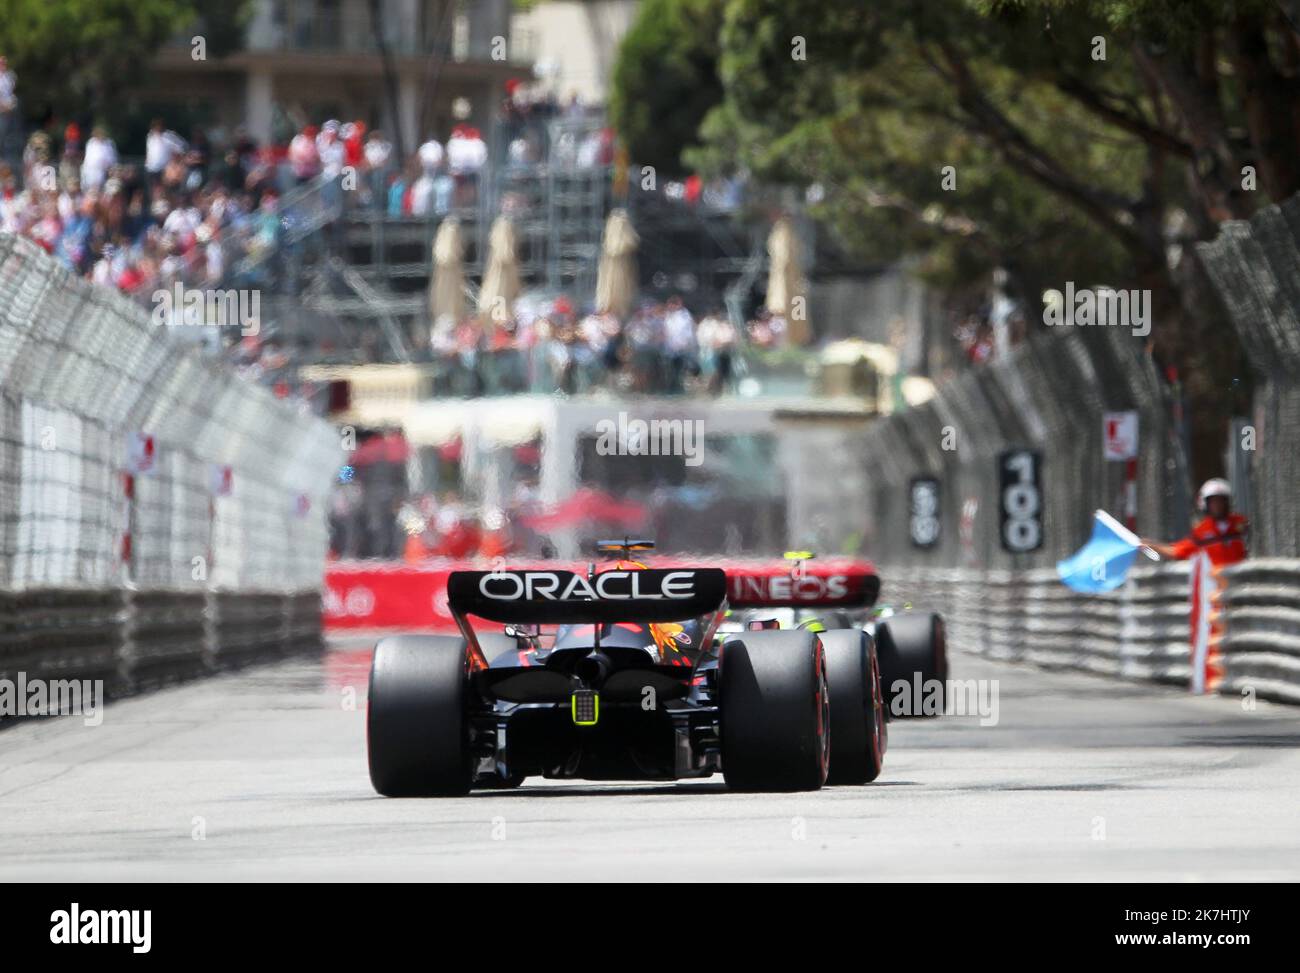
(367, 544), (946, 796)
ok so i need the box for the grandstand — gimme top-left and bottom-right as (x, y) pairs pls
(233, 113), (781, 367)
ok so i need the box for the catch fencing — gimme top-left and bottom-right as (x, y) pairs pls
(0, 233), (340, 697)
(863, 324), (1189, 571)
(1196, 193), (1300, 557)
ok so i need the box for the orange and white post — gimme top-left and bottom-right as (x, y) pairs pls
(1189, 551), (1225, 694)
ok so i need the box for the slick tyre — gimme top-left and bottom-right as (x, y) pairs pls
(719, 630), (830, 791)
(876, 612), (948, 719)
(820, 629), (886, 784)
(367, 635), (472, 796)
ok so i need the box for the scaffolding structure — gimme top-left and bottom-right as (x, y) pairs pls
(242, 114), (791, 364)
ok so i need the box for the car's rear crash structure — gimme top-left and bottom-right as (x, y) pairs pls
(367, 559), (945, 796)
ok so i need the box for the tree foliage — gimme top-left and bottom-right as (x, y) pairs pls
(609, 0), (1299, 474)
(608, 0), (726, 177)
(0, 0), (251, 124)
(693, 0), (1143, 296)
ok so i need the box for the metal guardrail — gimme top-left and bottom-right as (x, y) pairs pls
(0, 589), (322, 705)
(881, 559), (1300, 705)
(1218, 559), (1300, 704)
(0, 589), (125, 687)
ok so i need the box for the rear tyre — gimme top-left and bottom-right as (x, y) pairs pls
(719, 630), (830, 791)
(821, 629), (885, 784)
(367, 635), (472, 796)
(876, 612), (947, 719)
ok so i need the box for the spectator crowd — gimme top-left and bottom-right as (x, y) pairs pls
(2, 114), (286, 299)
(0, 54), (509, 303)
(0, 62), (790, 402)
(0, 79), (587, 300)
(421, 294), (803, 398)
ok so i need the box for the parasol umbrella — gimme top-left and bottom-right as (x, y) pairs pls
(766, 216), (810, 345)
(430, 217), (465, 329)
(595, 208), (639, 319)
(479, 215), (521, 331)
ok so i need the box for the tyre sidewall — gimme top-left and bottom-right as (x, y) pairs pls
(822, 629), (885, 784)
(367, 635), (472, 796)
(719, 629), (829, 791)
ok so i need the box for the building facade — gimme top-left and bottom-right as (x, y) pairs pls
(152, 0), (521, 150)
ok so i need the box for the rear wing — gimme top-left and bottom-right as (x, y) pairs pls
(725, 560), (880, 609)
(447, 568), (727, 624)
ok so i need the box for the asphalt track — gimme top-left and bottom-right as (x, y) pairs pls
(2, 638), (1298, 881)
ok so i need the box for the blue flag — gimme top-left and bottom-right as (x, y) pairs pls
(1057, 510), (1145, 593)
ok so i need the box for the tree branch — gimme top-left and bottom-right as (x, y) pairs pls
(933, 40), (1146, 253)
(1053, 74), (1193, 159)
(1132, 39), (1251, 221)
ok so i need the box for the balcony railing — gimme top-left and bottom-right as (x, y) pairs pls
(250, 12), (436, 58)
(164, 12), (478, 60)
